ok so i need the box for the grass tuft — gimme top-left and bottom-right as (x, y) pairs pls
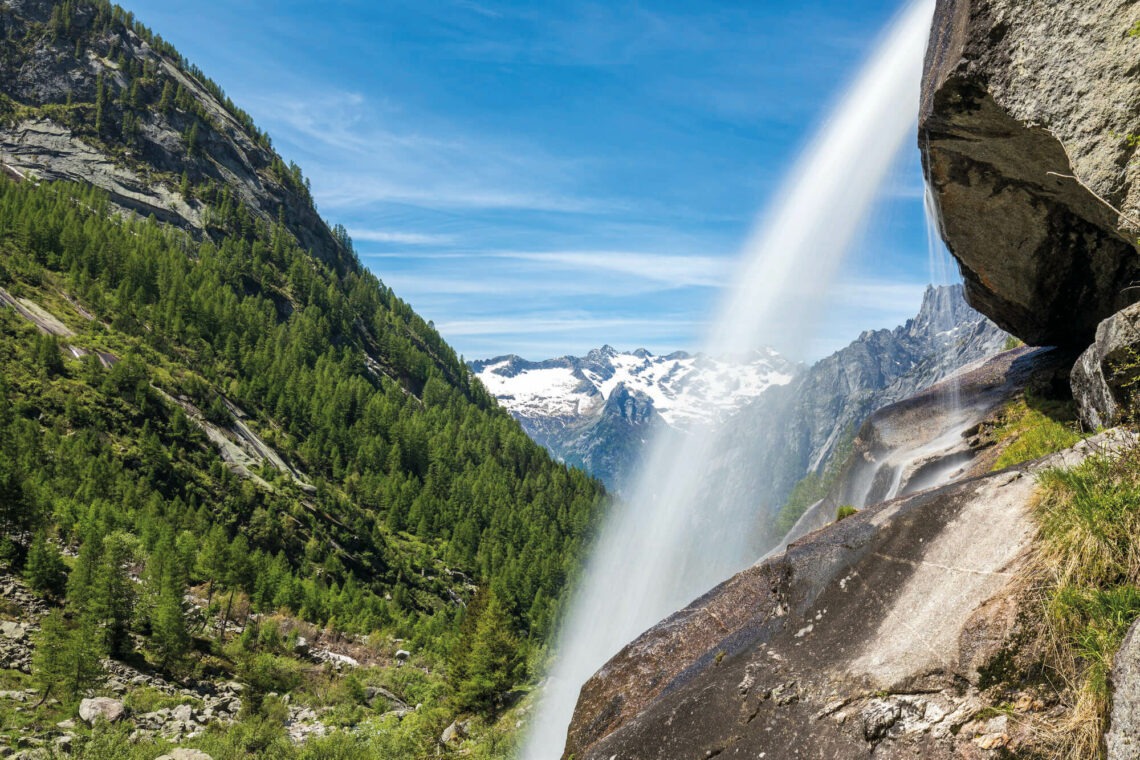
(991, 398), (1084, 471)
(1031, 443), (1140, 758)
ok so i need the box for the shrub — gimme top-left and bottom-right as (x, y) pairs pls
(835, 505), (858, 522)
(991, 398), (1083, 471)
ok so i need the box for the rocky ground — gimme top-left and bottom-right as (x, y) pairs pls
(0, 571), (425, 759)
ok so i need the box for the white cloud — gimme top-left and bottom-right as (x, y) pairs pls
(494, 250), (731, 289)
(247, 89), (618, 215)
(348, 229), (456, 245)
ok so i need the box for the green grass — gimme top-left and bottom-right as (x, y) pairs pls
(1002, 335), (1026, 351)
(991, 398), (1085, 471)
(835, 505), (858, 522)
(1031, 443), (1140, 758)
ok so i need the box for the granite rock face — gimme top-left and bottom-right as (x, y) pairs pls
(921, 0), (1140, 347)
(722, 284), (1008, 547)
(562, 350), (1054, 759)
(1072, 302), (1140, 429)
(1108, 619), (1140, 760)
(564, 420), (1127, 759)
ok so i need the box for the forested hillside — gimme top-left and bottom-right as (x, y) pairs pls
(0, 0), (606, 756)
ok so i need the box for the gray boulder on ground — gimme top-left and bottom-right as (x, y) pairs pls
(78, 697), (125, 725)
(1072, 303), (1140, 430)
(156, 750), (214, 760)
(1108, 620), (1140, 759)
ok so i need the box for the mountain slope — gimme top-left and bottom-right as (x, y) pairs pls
(472, 346), (795, 491)
(0, 1), (606, 752)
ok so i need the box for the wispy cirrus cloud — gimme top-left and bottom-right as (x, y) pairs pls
(493, 250), (731, 289)
(437, 314), (702, 337)
(348, 229), (457, 245)
(246, 88), (615, 215)
(141, 0), (938, 360)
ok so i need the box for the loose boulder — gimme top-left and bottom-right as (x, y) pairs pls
(156, 750), (214, 760)
(1072, 303), (1140, 429)
(441, 720), (468, 745)
(78, 697), (125, 725)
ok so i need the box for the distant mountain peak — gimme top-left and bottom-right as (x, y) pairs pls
(473, 345), (796, 429)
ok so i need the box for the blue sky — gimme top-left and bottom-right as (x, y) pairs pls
(118, 0), (945, 361)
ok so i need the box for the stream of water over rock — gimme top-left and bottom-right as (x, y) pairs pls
(521, 2), (938, 756)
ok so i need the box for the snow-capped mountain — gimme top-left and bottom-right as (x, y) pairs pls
(470, 346), (797, 493)
(470, 285), (1010, 497)
(472, 346), (796, 429)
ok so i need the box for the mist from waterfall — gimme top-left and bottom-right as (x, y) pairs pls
(521, 1), (937, 757)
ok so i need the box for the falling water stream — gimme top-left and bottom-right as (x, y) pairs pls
(521, 1), (937, 756)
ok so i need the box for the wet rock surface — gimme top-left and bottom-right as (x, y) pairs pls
(783, 346), (1049, 544)
(564, 414), (1121, 759)
(920, 0), (1140, 347)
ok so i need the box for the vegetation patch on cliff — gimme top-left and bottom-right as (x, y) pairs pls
(1030, 442), (1140, 758)
(990, 397), (1084, 472)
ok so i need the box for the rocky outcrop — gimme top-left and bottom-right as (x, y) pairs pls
(920, 0), (1140, 347)
(0, 0), (346, 266)
(783, 346), (1047, 545)
(1108, 619), (1140, 760)
(565, 430), (1117, 756)
(565, 424), (1124, 759)
(1072, 302), (1140, 429)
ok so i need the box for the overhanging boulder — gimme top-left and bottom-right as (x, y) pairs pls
(920, 0), (1140, 347)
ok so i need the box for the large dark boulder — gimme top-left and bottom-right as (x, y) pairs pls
(920, 0), (1140, 347)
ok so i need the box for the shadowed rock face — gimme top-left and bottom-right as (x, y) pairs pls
(1072, 302), (1140, 429)
(920, 0), (1140, 347)
(561, 350), (1105, 759)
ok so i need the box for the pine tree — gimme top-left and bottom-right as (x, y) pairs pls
(184, 121), (199, 157)
(454, 590), (520, 714)
(35, 333), (64, 376)
(31, 610), (70, 706)
(93, 531), (138, 657)
(151, 567), (190, 671)
(158, 80), (174, 112)
(24, 531), (67, 597)
(94, 72), (106, 134)
(66, 528), (101, 616)
(32, 611), (103, 706)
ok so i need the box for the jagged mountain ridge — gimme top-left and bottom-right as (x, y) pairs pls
(475, 285), (1009, 502)
(471, 346), (796, 491)
(472, 345), (795, 427)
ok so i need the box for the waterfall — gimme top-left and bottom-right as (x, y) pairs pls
(521, 1), (937, 757)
